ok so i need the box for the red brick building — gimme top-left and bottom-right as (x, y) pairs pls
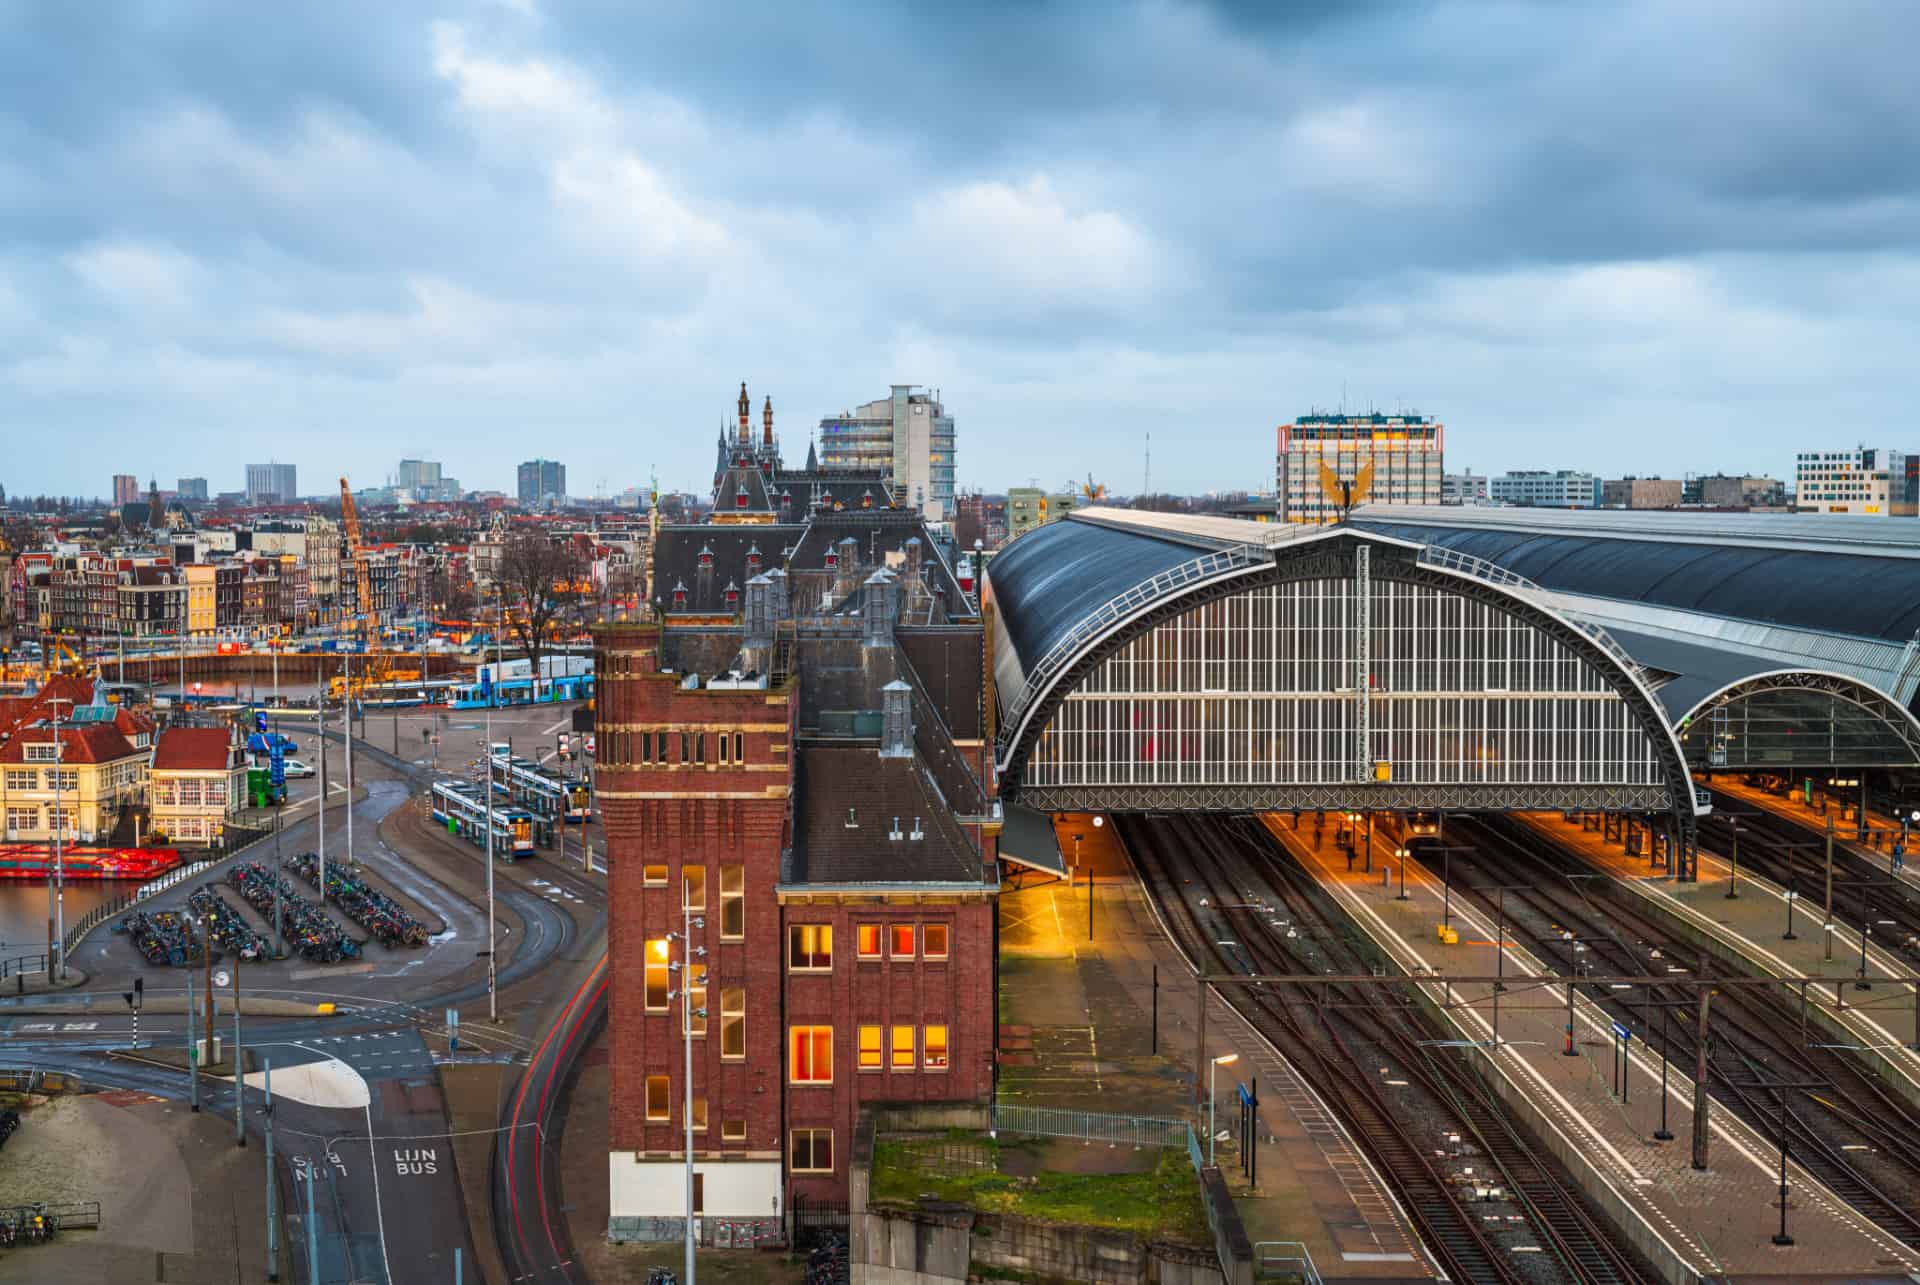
(598, 387), (1001, 1244)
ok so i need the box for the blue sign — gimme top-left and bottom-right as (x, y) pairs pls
(269, 741), (286, 788)
(1237, 1082), (1256, 1107)
(1611, 1022), (1631, 1043)
(254, 711), (268, 733)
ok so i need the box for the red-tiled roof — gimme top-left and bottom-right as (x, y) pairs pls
(114, 707), (157, 737)
(0, 722), (139, 765)
(0, 676), (99, 741)
(152, 727), (235, 773)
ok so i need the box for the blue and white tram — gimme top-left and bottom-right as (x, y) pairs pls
(429, 779), (536, 859)
(488, 752), (593, 823)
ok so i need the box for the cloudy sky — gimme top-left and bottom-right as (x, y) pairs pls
(4, 0), (1917, 500)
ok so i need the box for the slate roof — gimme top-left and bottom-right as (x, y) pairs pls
(0, 721), (140, 765)
(783, 743), (988, 887)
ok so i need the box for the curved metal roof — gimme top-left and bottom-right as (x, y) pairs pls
(1352, 517), (1920, 644)
(985, 515), (1207, 684)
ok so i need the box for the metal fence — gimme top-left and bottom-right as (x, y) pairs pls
(988, 1102), (1196, 1151)
(1254, 1241), (1323, 1284)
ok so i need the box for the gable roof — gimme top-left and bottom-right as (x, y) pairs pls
(783, 743), (988, 888)
(152, 727), (237, 773)
(0, 721), (140, 765)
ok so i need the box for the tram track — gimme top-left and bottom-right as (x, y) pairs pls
(1123, 812), (1661, 1285)
(1455, 814), (1920, 1252)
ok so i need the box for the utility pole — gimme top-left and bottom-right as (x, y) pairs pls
(46, 697), (73, 981)
(233, 959), (245, 1147)
(186, 964), (199, 1112)
(344, 653), (354, 867)
(264, 1057), (278, 1282)
(1692, 952), (1711, 1171)
(485, 586), (498, 1022)
(1825, 814), (1836, 962)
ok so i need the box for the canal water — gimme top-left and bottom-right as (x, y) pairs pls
(0, 880), (134, 960)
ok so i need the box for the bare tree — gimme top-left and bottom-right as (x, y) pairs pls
(496, 529), (588, 693)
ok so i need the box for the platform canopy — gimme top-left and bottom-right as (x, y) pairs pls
(985, 509), (1700, 823)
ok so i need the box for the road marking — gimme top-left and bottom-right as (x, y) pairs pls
(541, 718), (569, 735)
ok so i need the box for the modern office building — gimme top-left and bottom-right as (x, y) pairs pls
(1685, 475), (1787, 509)
(817, 386), (956, 521)
(518, 459), (567, 507)
(1489, 470), (1602, 508)
(1794, 449), (1911, 516)
(111, 474), (140, 506)
(176, 477), (209, 502)
(398, 458), (443, 497)
(1442, 471), (1489, 505)
(1276, 413), (1443, 523)
(1005, 488), (1080, 541)
(1600, 477), (1684, 510)
(244, 462), (297, 506)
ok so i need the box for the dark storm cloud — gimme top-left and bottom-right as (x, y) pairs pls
(1, 0), (1917, 497)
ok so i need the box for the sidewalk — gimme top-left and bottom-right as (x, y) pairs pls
(997, 815), (1435, 1281)
(1516, 810), (1920, 1103)
(1275, 814), (1918, 1282)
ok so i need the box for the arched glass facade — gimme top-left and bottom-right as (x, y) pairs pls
(1021, 578), (1669, 793)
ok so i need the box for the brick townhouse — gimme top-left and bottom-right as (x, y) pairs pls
(598, 386), (1001, 1244)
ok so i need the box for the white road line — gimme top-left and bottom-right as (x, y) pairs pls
(366, 1098), (393, 1284)
(541, 718), (568, 736)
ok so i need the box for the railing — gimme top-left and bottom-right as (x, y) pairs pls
(0, 954), (49, 982)
(1417, 545), (1651, 683)
(1254, 1240), (1323, 1284)
(996, 545), (1264, 761)
(989, 1102), (1196, 1151)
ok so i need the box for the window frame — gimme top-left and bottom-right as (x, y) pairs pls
(889, 923), (916, 960)
(721, 1119), (747, 1143)
(645, 1074), (670, 1121)
(644, 938), (670, 1011)
(890, 1024), (915, 1071)
(720, 986), (746, 1060)
(643, 864), (668, 887)
(857, 923), (882, 960)
(858, 1024), (883, 1071)
(790, 1127), (833, 1174)
(924, 1023), (949, 1070)
(786, 924), (833, 972)
(687, 963), (707, 1037)
(719, 865), (744, 939)
(788, 1025), (833, 1084)
(923, 923), (950, 960)
(682, 866), (706, 911)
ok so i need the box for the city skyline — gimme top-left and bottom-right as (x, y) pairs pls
(6, 3), (1917, 495)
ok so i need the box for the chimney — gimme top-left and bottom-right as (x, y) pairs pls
(879, 679), (912, 758)
(763, 395), (775, 448)
(863, 569), (897, 648)
(744, 573), (773, 646)
(767, 567), (790, 621)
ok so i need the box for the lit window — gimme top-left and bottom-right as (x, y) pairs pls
(924, 1024), (949, 1070)
(890, 924), (915, 959)
(720, 866), (744, 939)
(720, 987), (745, 1059)
(790, 1128), (833, 1173)
(789, 1026), (832, 1083)
(891, 1025), (915, 1070)
(691, 1097), (708, 1132)
(688, 964), (707, 1037)
(923, 924), (949, 960)
(722, 1119), (746, 1142)
(643, 864), (667, 886)
(787, 924), (832, 971)
(645, 938), (669, 1010)
(683, 866), (705, 911)
(858, 1024), (883, 1071)
(857, 924), (882, 959)
(646, 1074), (670, 1121)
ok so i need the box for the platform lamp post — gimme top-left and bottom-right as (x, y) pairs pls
(1426, 846), (1473, 935)
(1718, 814), (1745, 899)
(668, 895), (708, 1285)
(45, 697), (74, 981)
(1208, 1052), (1238, 1166)
(1481, 885), (1530, 1047)
(1829, 879), (1880, 992)
(1392, 846), (1410, 900)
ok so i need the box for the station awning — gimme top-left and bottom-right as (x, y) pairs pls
(999, 802), (1068, 876)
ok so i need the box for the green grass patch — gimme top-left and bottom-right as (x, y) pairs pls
(870, 1136), (1210, 1244)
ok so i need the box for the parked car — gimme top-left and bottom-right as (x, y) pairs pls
(280, 759), (316, 779)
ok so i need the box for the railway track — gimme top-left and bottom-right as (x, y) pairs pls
(1455, 814), (1920, 1252)
(1123, 813), (1660, 1285)
(1694, 793), (1920, 971)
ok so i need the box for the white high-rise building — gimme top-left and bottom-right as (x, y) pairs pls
(816, 386), (956, 521)
(1276, 413), (1443, 522)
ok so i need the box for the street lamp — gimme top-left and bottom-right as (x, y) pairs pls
(1208, 1052), (1239, 1166)
(667, 899), (708, 1285)
(1393, 846), (1410, 900)
(45, 697), (74, 980)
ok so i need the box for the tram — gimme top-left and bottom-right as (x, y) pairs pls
(488, 752), (593, 823)
(428, 780), (536, 859)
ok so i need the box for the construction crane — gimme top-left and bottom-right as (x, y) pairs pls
(339, 477), (376, 638)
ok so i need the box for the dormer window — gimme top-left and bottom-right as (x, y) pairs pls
(697, 546), (714, 569)
(824, 550), (838, 568)
(735, 492), (748, 509)
(723, 581), (740, 606)
(746, 546), (761, 571)
(672, 581), (688, 608)
(861, 491), (873, 509)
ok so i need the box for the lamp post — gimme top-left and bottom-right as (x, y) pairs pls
(1562, 932), (1580, 1056)
(669, 898), (708, 1285)
(483, 586), (498, 1022)
(45, 697), (74, 981)
(1720, 815), (1743, 899)
(1208, 1052), (1239, 1166)
(1393, 846), (1410, 900)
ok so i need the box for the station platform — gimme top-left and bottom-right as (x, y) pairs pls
(1270, 815), (1920, 1283)
(1516, 810), (1920, 1102)
(1707, 774), (1920, 901)
(996, 814), (1437, 1281)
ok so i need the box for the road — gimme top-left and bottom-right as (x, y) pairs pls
(3, 699), (609, 1282)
